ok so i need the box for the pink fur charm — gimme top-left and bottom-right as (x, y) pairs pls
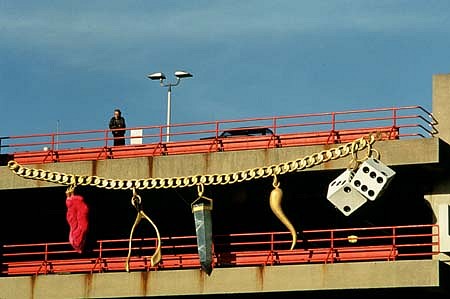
(65, 194), (89, 253)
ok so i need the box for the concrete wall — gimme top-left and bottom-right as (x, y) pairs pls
(433, 74), (450, 145)
(0, 260), (447, 299)
(427, 74), (450, 255)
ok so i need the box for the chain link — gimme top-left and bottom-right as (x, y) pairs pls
(7, 134), (377, 190)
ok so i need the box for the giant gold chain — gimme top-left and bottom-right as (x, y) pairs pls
(7, 133), (377, 189)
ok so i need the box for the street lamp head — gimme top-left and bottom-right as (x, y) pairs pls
(147, 72), (167, 81)
(147, 69), (193, 143)
(174, 70), (193, 79)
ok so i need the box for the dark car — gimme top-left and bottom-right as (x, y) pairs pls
(219, 127), (274, 137)
(201, 127), (275, 139)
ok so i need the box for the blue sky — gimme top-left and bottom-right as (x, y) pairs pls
(1, 0), (450, 137)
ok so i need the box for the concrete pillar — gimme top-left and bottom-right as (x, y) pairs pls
(428, 74), (450, 260)
(425, 194), (450, 260)
(432, 74), (450, 144)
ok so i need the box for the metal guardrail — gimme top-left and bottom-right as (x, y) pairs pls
(0, 106), (437, 164)
(2, 224), (439, 276)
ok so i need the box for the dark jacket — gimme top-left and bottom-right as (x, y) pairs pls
(109, 117), (126, 136)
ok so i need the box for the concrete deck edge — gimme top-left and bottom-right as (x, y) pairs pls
(0, 138), (442, 190)
(0, 259), (447, 298)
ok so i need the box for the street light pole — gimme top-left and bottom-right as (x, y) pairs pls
(147, 71), (193, 143)
(166, 84), (172, 143)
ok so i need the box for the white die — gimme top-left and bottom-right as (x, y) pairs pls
(327, 169), (368, 216)
(352, 158), (396, 201)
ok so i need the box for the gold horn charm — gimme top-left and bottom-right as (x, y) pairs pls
(269, 175), (297, 250)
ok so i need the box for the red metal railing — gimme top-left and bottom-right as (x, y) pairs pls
(0, 106), (437, 164)
(2, 224), (439, 276)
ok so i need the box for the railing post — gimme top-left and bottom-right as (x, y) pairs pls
(50, 134), (55, 152)
(392, 107), (398, 128)
(160, 126), (164, 143)
(269, 232), (274, 265)
(331, 112), (336, 132)
(98, 240), (103, 260)
(44, 243), (49, 274)
(104, 130), (109, 148)
(98, 240), (104, 272)
(436, 224), (440, 255)
(215, 121), (220, 138)
(391, 227), (396, 260)
(272, 117), (277, 135)
(329, 230), (334, 263)
(392, 227), (396, 247)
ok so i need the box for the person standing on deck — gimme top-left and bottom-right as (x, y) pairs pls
(109, 109), (126, 146)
